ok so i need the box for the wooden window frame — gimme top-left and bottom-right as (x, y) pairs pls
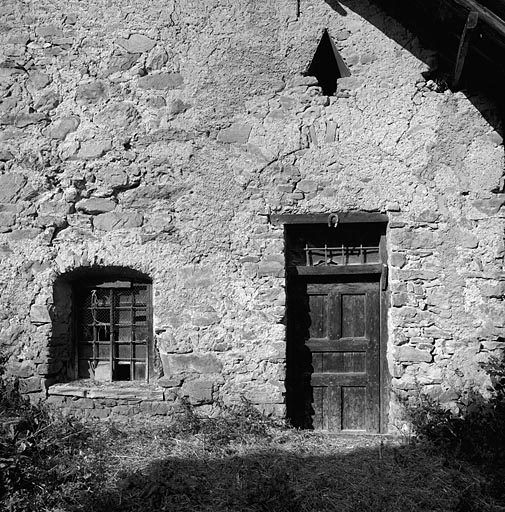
(72, 278), (153, 383)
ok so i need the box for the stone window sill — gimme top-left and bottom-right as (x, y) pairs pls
(47, 381), (167, 401)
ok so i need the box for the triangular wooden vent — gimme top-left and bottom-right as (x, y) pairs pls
(305, 29), (351, 96)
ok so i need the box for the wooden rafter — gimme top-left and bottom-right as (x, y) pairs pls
(453, 0), (505, 38)
(453, 10), (479, 89)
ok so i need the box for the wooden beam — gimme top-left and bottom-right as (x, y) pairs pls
(271, 212), (389, 225)
(294, 264), (383, 276)
(453, 0), (505, 38)
(453, 10), (479, 89)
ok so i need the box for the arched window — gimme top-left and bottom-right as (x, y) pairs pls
(53, 268), (153, 383)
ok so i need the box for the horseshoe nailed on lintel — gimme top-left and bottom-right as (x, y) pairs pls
(327, 213), (339, 228)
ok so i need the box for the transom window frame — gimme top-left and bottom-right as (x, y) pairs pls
(71, 276), (153, 383)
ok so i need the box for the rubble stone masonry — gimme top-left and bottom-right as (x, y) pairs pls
(0, 0), (503, 431)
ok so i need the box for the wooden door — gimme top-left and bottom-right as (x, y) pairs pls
(289, 276), (381, 432)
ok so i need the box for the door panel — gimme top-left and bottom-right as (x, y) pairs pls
(291, 276), (381, 432)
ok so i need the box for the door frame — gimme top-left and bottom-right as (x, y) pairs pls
(275, 212), (390, 433)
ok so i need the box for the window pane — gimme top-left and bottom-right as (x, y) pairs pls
(134, 362), (146, 381)
(133, 327), (147, 342)
(133, 309), (147, 323)
(94, 308), (110, 323)
(116, 309), (131, 324)
(115, 290), (132, 306)
(134, 344), (146, 360)
(96, 325), (111, 341)
(98, 344), (110, 360)
(115, 344), (132, 360)
(113, 363), (130, 381)
(115, 326), (132, 342)
(95, 289), (110, 306)
(133, 286), (147, 305)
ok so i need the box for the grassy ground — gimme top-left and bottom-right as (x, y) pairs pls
(2, 400), (505, 512)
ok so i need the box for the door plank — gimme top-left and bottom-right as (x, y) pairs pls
(312, 372), (368, 386)
(342, 386), (367, 430)
(306, 338), (368, 352)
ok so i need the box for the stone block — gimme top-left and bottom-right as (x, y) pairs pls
(48, 384), (87, 397)
(395, 346), (432, 363)
(245, 384), (283, 404)
(104, 52), (139, 75)
(258, 260), (284, 277)
(151, 402), (172, 415)
(138, 72), (184, 90)
(36, 25), (63, 38)
(93, 211), (143, 231)
(87, 408), (111, 419)
(29, 71), (51, 89)
(0, 174), (27, 203)
(296, 179), (317, 193)
(390, 253), (406, 268)
(336, 76), (363, 91)
(157, 377), (182, 388)
(34, 91), (61, 111)
(146, 48), (168, 71)
(181, 379), (213, 405)
(15, 113), (48, 128)
(75, 139), (112, 159)
(76, 81), (108, 104)
(94, 102), (139, 129)
(76, 198), (116, 214)
(71, 398), (94, 409)
(37, 200), (73, 227)
(162, 353), (223, 376)
(0, 149), (13, 162)
(0, 211), (15, 229)
(218, 122), (252, 144)
(117, 34), (156, 53)
(472, 197), (505, 216)
(45, 395), (67, 406)
(193, 312), (220, 327)
(37, 361), (63, 375)
(47, 116), (80, 140)
(8, 361), (36, 378)
(30, 305), (51, 325)
(481, 282), (505, 298)
(18, 377), (42, 393)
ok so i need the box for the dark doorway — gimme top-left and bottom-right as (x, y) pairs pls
(285, 219), (388, 432)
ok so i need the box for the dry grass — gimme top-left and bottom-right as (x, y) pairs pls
(2, 400), (505, 512)
(13, 418), (502, 512)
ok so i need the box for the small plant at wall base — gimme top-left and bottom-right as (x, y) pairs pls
(403, 355), (505, 502)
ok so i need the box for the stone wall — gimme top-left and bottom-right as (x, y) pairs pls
(0, 0), (504, 430)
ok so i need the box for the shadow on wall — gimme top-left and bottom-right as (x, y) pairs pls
(323, 0), (504, 136)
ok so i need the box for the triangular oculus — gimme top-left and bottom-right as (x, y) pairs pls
(305, 29), (351, 96)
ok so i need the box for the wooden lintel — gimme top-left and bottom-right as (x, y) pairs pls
(270, 212), (389, 226)
(294, 264), (383, 276)
(453, 0), (505, 38)
(453, 10), (479, 89)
